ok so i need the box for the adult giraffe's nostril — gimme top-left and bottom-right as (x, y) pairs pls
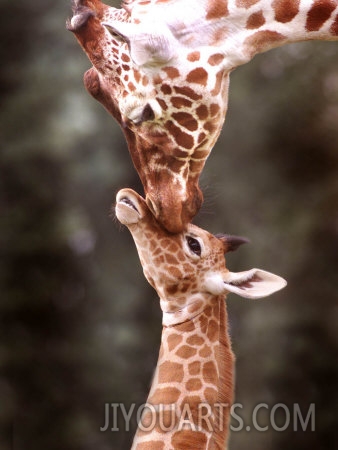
(146, 196), (158, 217)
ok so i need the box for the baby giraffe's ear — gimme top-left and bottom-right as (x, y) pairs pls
(223, 269), (287, 299)
(215, 234), (249, 252)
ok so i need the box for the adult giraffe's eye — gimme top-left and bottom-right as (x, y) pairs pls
(186, 236), (201, 256)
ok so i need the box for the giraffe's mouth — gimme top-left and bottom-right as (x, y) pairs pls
(119, 196), (139, 213)
(115, 189), (143, 226)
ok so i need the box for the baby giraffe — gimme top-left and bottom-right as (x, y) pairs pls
(115, 188), (286, 450)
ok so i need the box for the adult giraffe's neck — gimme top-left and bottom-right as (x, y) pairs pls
(226, 0), (338, 64)
(131, 296), (234, 450)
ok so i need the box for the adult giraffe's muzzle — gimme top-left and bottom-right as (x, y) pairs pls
(145, 179), (203, 234)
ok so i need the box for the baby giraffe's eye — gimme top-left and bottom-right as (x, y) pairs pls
(186, 236), (201, 256)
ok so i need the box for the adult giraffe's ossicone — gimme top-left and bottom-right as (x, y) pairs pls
(68, 0), (338, 232)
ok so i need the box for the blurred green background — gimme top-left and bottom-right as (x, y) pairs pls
(1, 1), (337, 449)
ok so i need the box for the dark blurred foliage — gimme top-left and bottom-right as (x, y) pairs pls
(1, 1), (337, 449)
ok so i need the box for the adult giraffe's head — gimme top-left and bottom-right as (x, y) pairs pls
(69, 0), (338, 232)
(68, 0), (233, 232)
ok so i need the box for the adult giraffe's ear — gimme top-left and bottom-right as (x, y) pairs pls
(102, 21), (176, 66)
(222, 269), (287, 299)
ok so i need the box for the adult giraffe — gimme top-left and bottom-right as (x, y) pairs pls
(115, 188), (286, 450)
(68, 0), (338, 232)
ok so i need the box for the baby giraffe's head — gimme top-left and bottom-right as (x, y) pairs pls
(115, 188), (286, 324)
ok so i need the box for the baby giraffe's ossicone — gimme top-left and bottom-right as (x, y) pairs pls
(115, 188), (286, 450)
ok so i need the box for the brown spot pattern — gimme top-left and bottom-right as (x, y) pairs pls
(187, 51), (201, 62)
(167, 333), (183, 351)
(154, 256), (165, 265)
(149, 386), (181, 404)
(198, 132), (207, 143)
(186, 378), (203, 391)
(181, 282), (191, 293)
(127, 81), (135, 91)
(206, 0), (229, 20)
(198, 316), (208, 334)
(158, 361), (184, 383)
(174, 86), (203, 100)
(133, 69), (141, 83)
(176, 320), (196, 332)
(176, 345), (197, 359)
(165, 253), (179, 264)
(186, 67), (209, 86)
(172, 112), (199, 131)
(168, 242), (178, 253)
(204, 306), (213, 317)
(165, 120), (195, 149)
(187, 335), (205, 347)
(203, 121), (216, 134)
(180, 395), (203, 426)
(203, 361), (218, 385)
(211, 70), (224, 96)
(244, 30), (285, 55)
(273, 0), (300, 23)
(208, 53), (225, 66)
(331, 15), (338, 35)
(171, 96), (193, 108)
(177, 250), (186, 261)
(247, 11), (266, 29)
(161, 409), (178, 430)
(172, 430), (207, 449)
(188, 361), (201, 375)
(195, 104), (209, 120)
(199, 345), (212, 358)
(306, 0), (336, 31)
(166, 284), (179, 296)
(168, 266), (183, 279)
(213, 27), (228, 45)
(210, 103), (221, 117)
(153, 74), (162, 85)
(161, 84), (172, 95)
(162, 239), (172, 249)
(207, 319), (219, 342)
(204, 387), (218, 404)
(156, 98), (168, 111)
(163, 66), (180, 79)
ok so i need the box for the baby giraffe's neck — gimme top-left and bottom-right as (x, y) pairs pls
(131, 296), (234, 450)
